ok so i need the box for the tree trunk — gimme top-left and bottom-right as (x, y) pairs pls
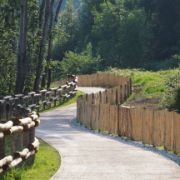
(46, 0), (63, 89)
(34, 0), (50, 91)
(39, 0), (46, 29)
(46, 37), (53, 89)
(54, 0), (63, 22)
(15, 0), (28, 94)
(45, 0), (55, 89)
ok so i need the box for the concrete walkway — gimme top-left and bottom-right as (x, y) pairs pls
(37, 88), (180, 180)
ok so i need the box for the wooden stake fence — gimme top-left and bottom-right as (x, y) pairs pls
(77, 73), (180, 155)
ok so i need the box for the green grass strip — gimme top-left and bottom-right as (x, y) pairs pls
(1, 139), (60, 180)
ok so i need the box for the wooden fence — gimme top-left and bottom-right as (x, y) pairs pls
(78, 73), (132, 89)
(0, 111), (40, 173)
(0, 75), (77, 173)
(77, 73), (180, 155)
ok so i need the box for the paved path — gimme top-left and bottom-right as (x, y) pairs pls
(37, 87), (180, 180)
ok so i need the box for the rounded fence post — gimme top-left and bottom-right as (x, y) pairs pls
(0, 135), (4, 160)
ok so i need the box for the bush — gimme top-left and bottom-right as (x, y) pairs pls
(160, 70), (180, 112)
(60, 43), (102, 76)
(142, 55), (180, 71)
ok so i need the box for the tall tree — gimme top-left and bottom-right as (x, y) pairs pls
(46, 0), (63, 89)
(15, 0), (28, 93)
(34, 0), (64, 91)
(141, 0), (180, 60)
(52, 0), (78, 60)
(34, 0), (50, 91)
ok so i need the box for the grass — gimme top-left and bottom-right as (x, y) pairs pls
(1, 139), (60, 180)
(106, 68), (180, 107)
(56, 91), (84, 106)
(41, 91), (84, 113)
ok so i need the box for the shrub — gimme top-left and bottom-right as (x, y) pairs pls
(160, 70), (180, 112)
(60, 43), (102, 76)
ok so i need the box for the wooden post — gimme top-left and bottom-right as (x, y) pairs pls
(12, 132), (23, 154)
(28, 127), (35, 163)
(4, 96), (12, 121)
(23, 130), (29, 148)
(0, 100), (6, 122)
(0, 135), (4, 160)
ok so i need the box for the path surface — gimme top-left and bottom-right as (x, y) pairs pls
(37, 87), (180, 180)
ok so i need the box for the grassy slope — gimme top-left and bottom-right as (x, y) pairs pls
(107, 68), (180, 107)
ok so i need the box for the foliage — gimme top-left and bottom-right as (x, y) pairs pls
(41, 91), (84, 113)
(1, 139), (60, 180)
(52, 0), (79, 60)
(0, 0), (19, 96)
(0, 0), (180, 106)
(53, 0), (180, 71)
(60, 43), (102, 76)
(107, 68), (180, 109)
(0, 0), (68, 95)
(91, 1), (147, 68)
(160, 70), (180, 112)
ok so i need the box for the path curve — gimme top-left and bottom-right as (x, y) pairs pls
(37, 87), (180, 180)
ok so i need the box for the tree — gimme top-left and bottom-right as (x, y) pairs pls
(141, 0), (180, 60)
(34, 0), (65, 91)
(46, 0), (63, 89)
(52, 0), (78, 60)
(15, 0), (28, 93)
(0, 0), (19, 95)
(34, 0), (50, 91)
(60, 43), (102, 76)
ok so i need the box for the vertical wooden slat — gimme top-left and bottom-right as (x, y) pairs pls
(142, 108), (153, 145)
(109, 105), (118, 134)
(104, 104), (110, 132)
(164, 111), (174, 151)
(153, 110), (165, 147)
(93, 104), (99, 130)
(122, 107), (128, 136)
(87, 102), (91, 129)
(173, 112), (180, 155)
(126, 107), (132, 139)
(76, 73), (180, 157)
(91, 104), (96, 130)
(131, 107), (143, 141)
(99, 103), (104, 132)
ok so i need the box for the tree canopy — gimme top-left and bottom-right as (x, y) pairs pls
(0, 0), (179, 96)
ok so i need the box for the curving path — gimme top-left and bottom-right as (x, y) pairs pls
(37, 87), (180, 180)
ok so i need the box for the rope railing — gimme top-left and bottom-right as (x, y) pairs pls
(0, 75), (78, 174)
(0, 111), (40, 173)
(0, 75), (77, 123)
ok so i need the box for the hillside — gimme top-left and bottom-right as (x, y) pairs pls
(107, 68), (180, 109)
